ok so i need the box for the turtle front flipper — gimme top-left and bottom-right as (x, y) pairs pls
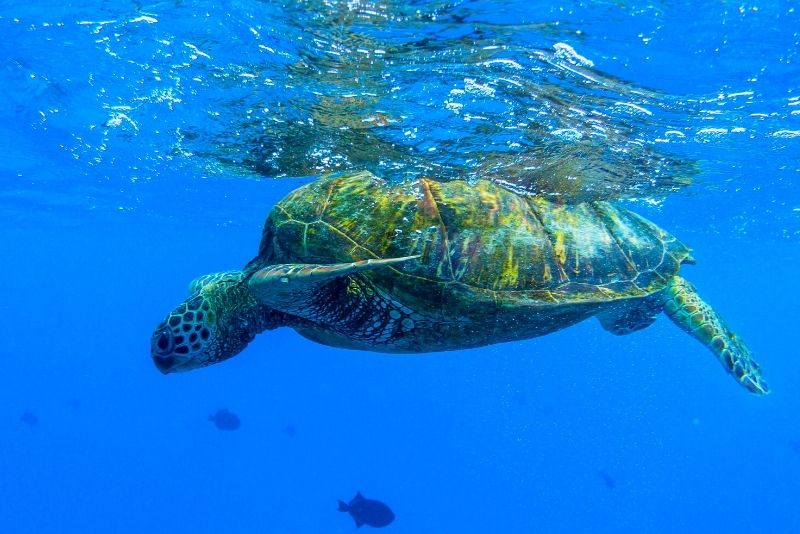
(663, 276), (769, 395)
(248, 256), (418, 312)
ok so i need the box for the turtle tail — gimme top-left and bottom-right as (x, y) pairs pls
(663, 276), (769, 395)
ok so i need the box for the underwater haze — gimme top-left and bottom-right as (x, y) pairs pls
(1, 1), (799, 533)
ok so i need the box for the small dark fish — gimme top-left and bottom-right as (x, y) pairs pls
(282, 423), (296, 437)
(789, 440), (800, 454)
(597, 470), (615, 489)
(208, 408), (240, 431)
(338, 492), (395, 528)
(20, 410), (38, 427)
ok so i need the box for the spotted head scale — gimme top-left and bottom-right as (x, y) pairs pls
(150, 270), (274, 373)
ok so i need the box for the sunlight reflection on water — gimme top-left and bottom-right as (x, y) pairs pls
(0, 0), (797, 238)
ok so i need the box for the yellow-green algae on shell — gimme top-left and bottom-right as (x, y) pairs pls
(258, 170), (691, 312)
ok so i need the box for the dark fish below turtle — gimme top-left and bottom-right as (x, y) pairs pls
(338, 492), (395, 528)
(208, 408), (241, 431)
(597, 470), (615, 489)
(20, 410), (38, 427)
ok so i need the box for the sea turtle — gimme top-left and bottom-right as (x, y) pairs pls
(150, 171), (768, 394)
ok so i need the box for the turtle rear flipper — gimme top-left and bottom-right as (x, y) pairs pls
(597, 294), (663, 335)
(248, 256), (418, 312)
(664, 276), (769, 395)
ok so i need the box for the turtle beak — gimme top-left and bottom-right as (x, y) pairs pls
(152, 353), (198, 374)
(153, 354), (176, 374)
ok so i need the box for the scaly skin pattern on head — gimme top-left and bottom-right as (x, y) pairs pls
(663, 276), (769, 395)
(151, 270), (286, 373)
(188, 271), (243, 295)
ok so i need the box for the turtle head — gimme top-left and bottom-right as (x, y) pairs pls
(151, 270), (273, 374)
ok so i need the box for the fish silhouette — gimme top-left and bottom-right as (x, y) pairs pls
(338, 491), (395, 528)
(20, 410), (38, 427)
(597, 470), (616, 489)
(208, 408), (241, 431)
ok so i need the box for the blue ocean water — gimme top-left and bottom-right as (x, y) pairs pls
(1, 1), (798, 532)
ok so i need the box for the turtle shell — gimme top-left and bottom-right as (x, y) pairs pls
(256, 171), (691, 317)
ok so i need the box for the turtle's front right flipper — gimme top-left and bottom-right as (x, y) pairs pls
(248, 256), (418, 313)
(663, 276), (769, 395)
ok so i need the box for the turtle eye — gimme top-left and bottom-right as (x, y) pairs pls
(153, 328), (174, 355)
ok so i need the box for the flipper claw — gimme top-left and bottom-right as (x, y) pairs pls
(664, 276), (769, 395)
